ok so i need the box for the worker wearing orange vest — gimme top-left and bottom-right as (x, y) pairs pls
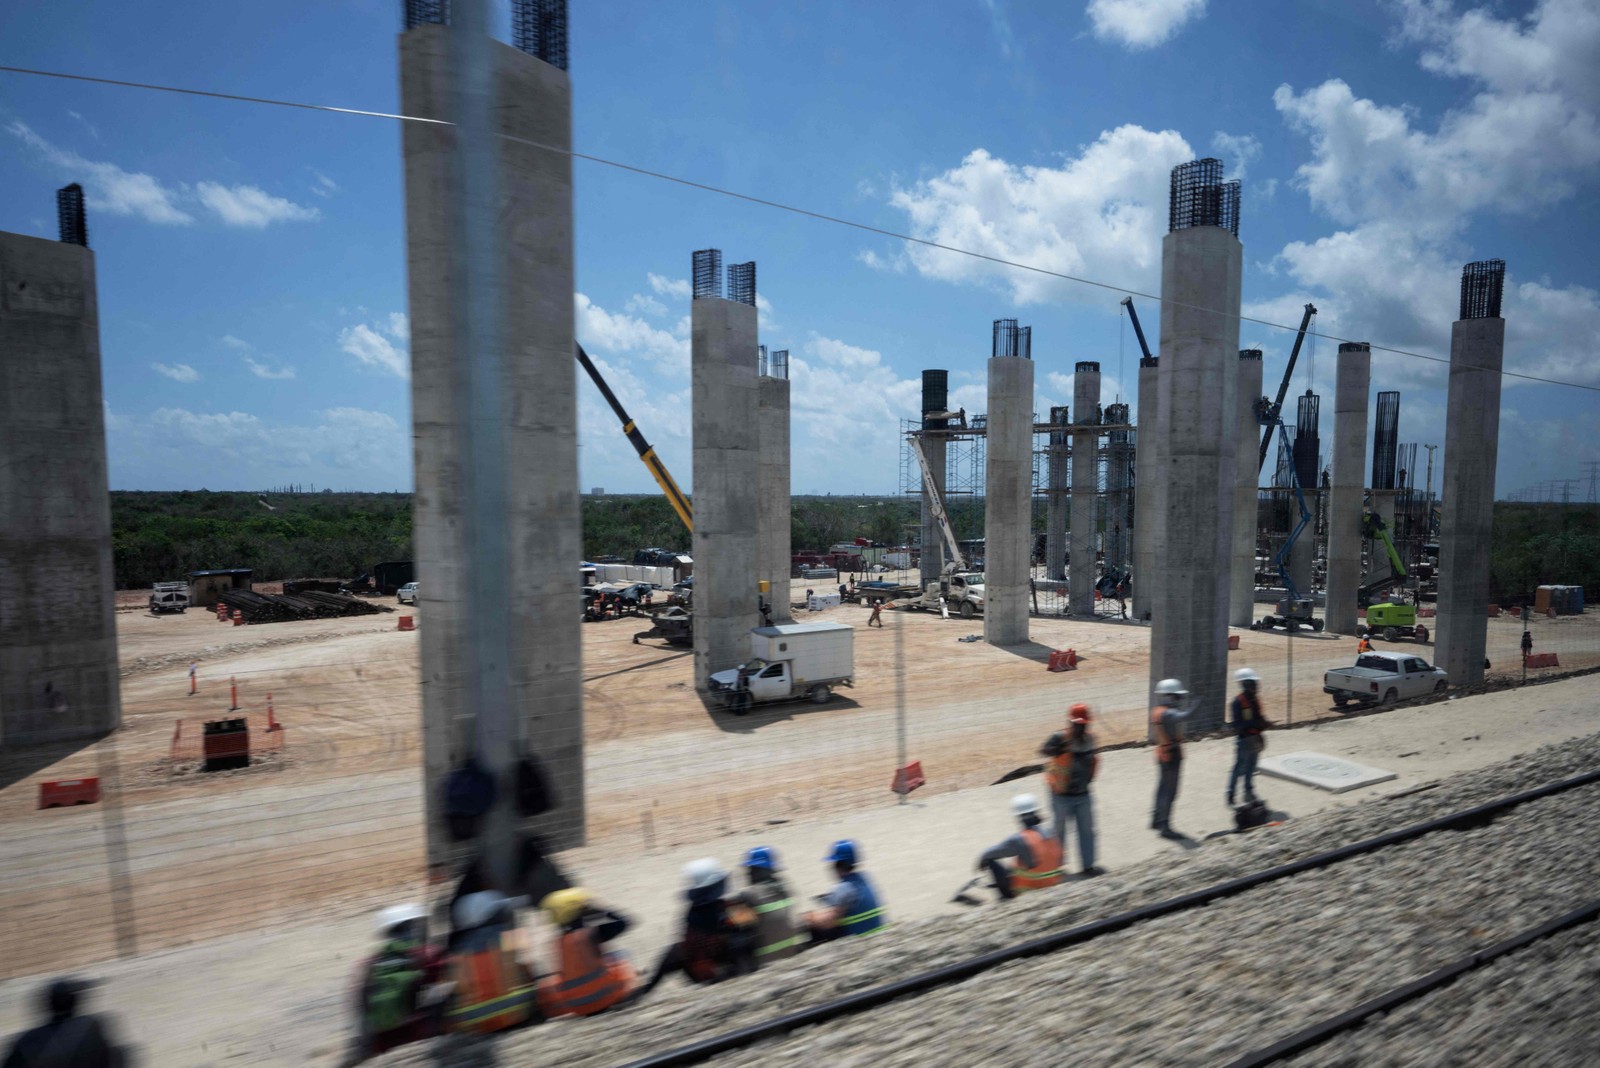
(1150, 678), (1196, 839)
(1357, 635), (1374, 654)
(975, 794), (1065, 901)
(443, 892), (539, 1035)
(534, 888), (636, 1019)
(1040, 703), (1102, 876)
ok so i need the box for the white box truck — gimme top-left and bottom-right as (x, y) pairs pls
(149, 581), (190, 614)
(707, 621), (854, 714)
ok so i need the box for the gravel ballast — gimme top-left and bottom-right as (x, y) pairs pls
(375, 732), (1600, 1068)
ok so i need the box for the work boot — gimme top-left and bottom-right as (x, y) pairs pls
(1081, 866), (1105, 878)
(1160, 828), (1185, 841)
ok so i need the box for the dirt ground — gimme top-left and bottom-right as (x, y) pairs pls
(2, 585), (1595, 983)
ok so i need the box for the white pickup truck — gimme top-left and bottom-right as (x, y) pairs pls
(1324, 651), (1449, 708)
(904, 572), (986, 619)
(149, 581), (190, 614)
(709, 621), (854, 714)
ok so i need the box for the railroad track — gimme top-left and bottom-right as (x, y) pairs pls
(616, 766), (1600, 1068)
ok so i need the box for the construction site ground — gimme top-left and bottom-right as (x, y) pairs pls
(1, 584), (1595, 1064)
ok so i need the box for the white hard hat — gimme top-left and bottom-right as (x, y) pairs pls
(1234, 667), (1260, 683)
(1155, 678), (1188, 696)
(375, 903), (427, 938)
(1011, 793), (1041, 817)
(683, 857), (727, 891)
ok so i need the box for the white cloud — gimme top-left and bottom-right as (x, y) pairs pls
(152, 362), (200, 383)
(982, 0), (1019, 59)
(880, 126), (1195, 304)
(575, 292), (690, 374)
(243, 356), (296, 380)
(625, 293), (669, 317)
(339, 320), (409, 379)
(1086, 0), (1206, 49)
(129, 405), (407, 481)
(311, 171), (338, 197)
(195, 182), (320, 228)
(647, 273), (692, 299)
(1211, 131), (1262, 180)
(8, 121), (193, 225)
(385, 312), (409, 342)
(221, 335), (252, 351)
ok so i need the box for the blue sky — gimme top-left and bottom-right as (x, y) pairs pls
(2, 0), (1596, 500)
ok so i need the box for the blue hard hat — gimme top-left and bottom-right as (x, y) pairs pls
(823, 839), (859, 865)
(744, 846), (780, 871)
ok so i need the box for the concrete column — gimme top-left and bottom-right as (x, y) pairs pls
(1325, 343), (1371, 634)
(1436, 317), (1505, 687)
(1045, 407), (1068, 582)
(984, 354), (1034, 645)
(1132, 356), (1159, 619)
(0, 230), (120, 746)
(1149, 225), (1243, 730)
(403, 20), (584, 867)
(919, 370), (948, 585)
(692, 297), (761, 687)
(1104, 405), (1132, 581)
(757, 371), (791, 623)
(1070, 363), (1101, 614)
(1229, 351), (1264, 627)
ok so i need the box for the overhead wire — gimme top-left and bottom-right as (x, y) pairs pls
(3, 62), (1597, 394)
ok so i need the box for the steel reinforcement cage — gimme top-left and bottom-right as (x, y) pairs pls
(767, 349), (789, 380)
(1169, 158), (1240, 237)
(56, 184), (87, 247)
(692, 249), (722, 300)
(403, 0), (449, 29)
(1372, 391), (1400, 491)
(992, 319), (1032, 359)
(727, 261), (757, 307)
(1293, 391), (1321, 491)
(1459, 259), (1505, 320)
(511, 0), (568, 69)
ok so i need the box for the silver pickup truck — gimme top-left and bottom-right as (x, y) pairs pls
(1324, 651), (1449, 707)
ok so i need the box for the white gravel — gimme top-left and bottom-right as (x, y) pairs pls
(374, 731), (1600, 1068)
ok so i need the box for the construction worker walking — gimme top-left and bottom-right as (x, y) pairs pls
(867, 601), (886, 627)
(974, 794), (1065, 901)
(1150, 678), (1195, 839)
(735, 847), (803, 962)
(1227, 668), (1273, 806)
(801, 840), (886, 943)
(1040, 703), (1101, 875)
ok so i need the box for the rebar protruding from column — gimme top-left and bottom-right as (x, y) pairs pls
(1169, 158), (1240, 236)
(511, 0), (567, 69)
(404, 0), (449, 29)
(1459, 259), (1505, 320)
(991, 319), (1032, 359)
(727, 261), (756, 307)
(56, 184), (88, 247)
(766, 349), (789, 380)
(692, 249), (722, 300)
(1372, 391), (1400, 491)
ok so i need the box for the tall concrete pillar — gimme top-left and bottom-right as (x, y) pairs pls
(0, 224), (120, 747)
(918, 370), (948, 585)
(1437, 260), (1507, 688)
(1229, 350), (1264, 627)
(402, 8), (584, 873)
(1325, 342), (1371, 634)
(1132, 355), (1159, 619)
(1149, 159), (1242, 730)
(1045, 406), (1068, 582)
(757, 351), (792, 623)
(1069, 363), (1101, 614)
(691, 257), (760, 689)
(1104, 403), (1133, 581)
(984, 326), (1034, 646)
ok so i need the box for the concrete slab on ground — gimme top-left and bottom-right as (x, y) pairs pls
(1258, 751), (1398, 793)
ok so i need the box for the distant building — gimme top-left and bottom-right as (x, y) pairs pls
(590, 487), (605, 495)
(188, 569), (254, 607)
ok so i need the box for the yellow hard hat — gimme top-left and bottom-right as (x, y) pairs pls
(540, 887), (591, 926)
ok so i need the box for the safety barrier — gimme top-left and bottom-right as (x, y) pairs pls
(891, 761), (926, 795)
(170, 712), (286, 767)
(398, 614), (415, 631)
(39, 778), (101, 809)
(1524, 653), (1560, 669)
(1047, 649), (1078, 672)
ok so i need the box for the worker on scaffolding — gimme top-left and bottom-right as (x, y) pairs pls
(974, 794), (1065, 901)
(1150, 678), (1196, 839)
(1227, 668), (1273, 807)
(1040, 703), (1102, 875)
(801, 840), (886, 942)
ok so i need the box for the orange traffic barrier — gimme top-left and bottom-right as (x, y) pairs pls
(1228, 635), (1241, 650)
(1418, 607), (1436, 618)
(892, 761), (926, 795)
(230, 676), (239, 711)
(1508, 606), (1521, 617)
(232, 609), (244, 626)
(1487, 605), (1500, 617)
(39, 778), (101, 808)
(1524, 653), (1560, 669)
(1047, 649), (1078, 672)
(398, 615), (415, 631)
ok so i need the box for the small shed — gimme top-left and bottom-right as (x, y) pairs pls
(370, 561), (415, 595)
(189, 569), (254, 607)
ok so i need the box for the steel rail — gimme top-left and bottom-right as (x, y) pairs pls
(618, 765), (1600, 1068)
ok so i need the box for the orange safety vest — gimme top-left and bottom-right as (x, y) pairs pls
(445, 944), (537, 1034)
(1151, 705), (1180, 763)
(1011, 828), (1065, 892)
(1045, 752), (1071, 795)
(1358, 638), (1373, 652)
(536, 928), (635, 1019)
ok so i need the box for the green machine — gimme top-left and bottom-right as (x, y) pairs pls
(1356, 513), (1429, 643)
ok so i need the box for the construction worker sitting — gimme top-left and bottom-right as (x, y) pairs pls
(354, 903), (449, 1057)
(534, 888), (635, 1019)
(638, 859), (756, 998)
(444, 892), (539, 1035)
(1357, 635), (1374, 653)
(735, 847), (803, 962)
(801, 839), (886, 943)
(975, 794), (1065, 901)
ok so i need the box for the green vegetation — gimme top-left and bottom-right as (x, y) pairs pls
(1488, 503), (1600, 605)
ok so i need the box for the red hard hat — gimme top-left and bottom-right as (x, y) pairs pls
(1069, 703), (1092, 724)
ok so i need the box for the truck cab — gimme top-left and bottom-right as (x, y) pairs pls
(909, 572), (986, 618)
(149, 582), (190, 614)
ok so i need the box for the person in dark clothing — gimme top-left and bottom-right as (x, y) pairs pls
(1150, 678), (1195, 838)
(1227, 668), (1272, 806)
(637, 859), (755, 996)
(1041, 704), (1101, 875)
(2, 978), (124, 1068)
(1521, 629), (1533, 659)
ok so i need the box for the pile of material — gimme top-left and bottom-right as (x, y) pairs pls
(218, 588), (392, 624)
